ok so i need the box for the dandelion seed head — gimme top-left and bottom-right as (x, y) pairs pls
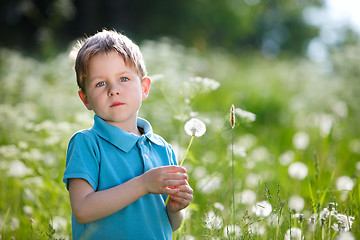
(336, 176), (355, 191)
(214, 202), (225, 211)
(292, 132), (309, 150)
(204, 211), (223, 229)
(284, 227), (302, 240)
(223, 225), (241, 238)
(252, 201), (272, 217)
(279, 150), (295, 166)
(184, 118), (206, 137)
(288, 195), (305, 212)
(23, 205), (33, 216)
(197, 176), (222, 194)
(240, 189), (256, 205)
(7, 160), (32, 177)
(230, 143), (247, 158)
(246, 173), (262, 188)
(249, 146), (270, 162)
(288, 162), (308, 180)
(10, 217), (20, 231)
(336, 232), (355, 240)
(332, 101), (348, 118)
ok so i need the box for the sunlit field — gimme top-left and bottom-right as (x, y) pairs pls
(1, 39), (359, 239)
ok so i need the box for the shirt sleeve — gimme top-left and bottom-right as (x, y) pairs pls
(63, 131), (100, 191)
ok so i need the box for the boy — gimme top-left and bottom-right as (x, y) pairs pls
(63, 29), (193, 240)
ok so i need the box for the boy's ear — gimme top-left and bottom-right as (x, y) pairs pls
(78, 90), (93, 110)
(141, 77), (151, 100)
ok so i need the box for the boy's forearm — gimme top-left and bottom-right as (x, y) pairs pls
(166, 207), (185, 232)
(70, 175), (147, 224)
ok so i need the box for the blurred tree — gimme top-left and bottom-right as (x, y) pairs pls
(1, 0), (325, 56)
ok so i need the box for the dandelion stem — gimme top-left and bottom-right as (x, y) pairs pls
(165, 135), (195, 206)
(180, 135), (195, 166)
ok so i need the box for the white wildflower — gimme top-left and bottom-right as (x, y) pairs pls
(192, 166), (207, 181)
(307, 215), (317, 232)
(23, 205), (33, 215)
(184, 118), (206, 137)
(10, 217), (20, 231)
(333, 214), (354, 232)
(197, 175), (222, 194)
(204, 211), (223, 229)
(336, 232), (355, 240)
(319, 208), (331, 224)
(279, 150), (295, 166)
(288, 162), (308, 180)
(223, 225), (241, 238)
(237, 134), (257, 149)
(252, 201), (272, 217)
(240, 189), (257, 205)
(189, 77), (220, 92)
(284, 227), (302, 240)
(248, 222), (265, 236)
(52, 216), (67, 231)
(292, 132), (309, 150)
(332, 101), (348, 118)
(318, 114), (333, 138)
(232, 144), (247, 158)
(214, 202), (225, 211)
(336, 176), (355, 191)
(246, 173), (261, 188)
(250, 146), (270, 162)
(288, 195), (305, 212)
(235, 108), (256, 122)
(7, 160), (32, 177)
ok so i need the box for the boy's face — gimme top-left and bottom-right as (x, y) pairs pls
(79, 51), (151, 131)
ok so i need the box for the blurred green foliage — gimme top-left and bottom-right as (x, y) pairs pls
(0, 37), (359, 238)
(1, 0), (322, 56)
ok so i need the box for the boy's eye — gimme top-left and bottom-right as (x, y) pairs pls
(96, 81), (106, 87)
(120, 77), (129, 82)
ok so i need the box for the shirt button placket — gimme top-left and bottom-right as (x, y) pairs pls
(139, 137), (151, 171)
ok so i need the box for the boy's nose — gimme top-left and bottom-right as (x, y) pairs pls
(108, 84), (120, 96)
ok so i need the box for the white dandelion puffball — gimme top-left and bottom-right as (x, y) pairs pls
(288, 162), (308, 180)
(292, 131), (309, 150)
(184, 118), (206, 137)
(288, 195), (305, 212)
(204, 211), (223, 229)
(284, 227), (302, 240)
(252, 201), (272, 217)
(336, 176), (355, 191)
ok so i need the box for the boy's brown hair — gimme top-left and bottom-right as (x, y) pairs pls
(73, 29), (147, 92)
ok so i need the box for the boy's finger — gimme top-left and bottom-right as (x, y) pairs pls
(164, 179), (187, 187)
(162, 165), (186, 173)
(165, 172), (188, 180)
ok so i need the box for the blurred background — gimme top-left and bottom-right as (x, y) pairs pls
(1, 0), (360, 239)
(1, 0), (359, 57)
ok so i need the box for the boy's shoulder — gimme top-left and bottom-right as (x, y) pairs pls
(69, 128), (98, 144)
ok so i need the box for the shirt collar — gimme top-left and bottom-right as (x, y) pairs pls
(91, 115), (164, 152)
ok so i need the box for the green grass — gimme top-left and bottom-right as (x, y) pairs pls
(0, 40), (359, 239)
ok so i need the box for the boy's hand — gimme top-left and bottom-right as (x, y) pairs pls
(141, 165), (188, 196)
(167, 180), (193, 212)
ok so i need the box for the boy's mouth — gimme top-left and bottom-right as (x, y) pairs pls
(110, 102), (125, 107)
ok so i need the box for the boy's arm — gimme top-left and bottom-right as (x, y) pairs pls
(68, 165), (187, 224)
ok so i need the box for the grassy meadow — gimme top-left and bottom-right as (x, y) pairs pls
(0, 39), (359, 239)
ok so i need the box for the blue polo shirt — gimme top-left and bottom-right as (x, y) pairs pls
(63, 115), (176, 240)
